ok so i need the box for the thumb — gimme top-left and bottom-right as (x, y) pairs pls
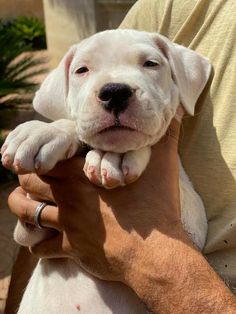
(41, 156), (86, 183)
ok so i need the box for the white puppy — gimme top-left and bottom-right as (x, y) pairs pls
(1, 29), (211, 313)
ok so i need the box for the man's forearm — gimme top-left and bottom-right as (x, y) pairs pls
(126, 230), (236, 314)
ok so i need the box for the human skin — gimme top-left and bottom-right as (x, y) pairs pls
(7, 119), (236, 314)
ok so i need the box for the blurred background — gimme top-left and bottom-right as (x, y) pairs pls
(0, 1), (137, 312)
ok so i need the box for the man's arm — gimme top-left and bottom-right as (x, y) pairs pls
(126, 231), (236, 313)
(7, 119), (236, 313)
(8, 190), (236, 314)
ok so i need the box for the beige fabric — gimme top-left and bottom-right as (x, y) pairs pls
(120, 0), (236, 287)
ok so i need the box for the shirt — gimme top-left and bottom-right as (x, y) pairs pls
(120, 0), (236, 288)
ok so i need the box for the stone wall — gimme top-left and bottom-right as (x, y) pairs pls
(95, 0), (136, 31)
(0, 0), (137, 67)
(43, 0), (97, 68)
(0, 0), (44, 20)
(43, 0), (137, 68)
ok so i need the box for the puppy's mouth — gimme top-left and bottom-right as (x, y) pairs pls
(98, 124), (136, 134)
(87, 119), (152, 153)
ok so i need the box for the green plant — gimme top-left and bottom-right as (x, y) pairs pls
(0, 16), (48, 182)
(0, 54), (48, 109)
(0, 16), (47, 50)
(0, 17), (48, 109)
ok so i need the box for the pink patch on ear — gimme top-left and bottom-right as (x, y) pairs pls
(64, 48), (76, 96)
(76, 304), (81, 311)
(155, 38), (169, 60)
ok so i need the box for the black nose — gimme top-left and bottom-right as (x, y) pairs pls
(98, 83), (133, 116)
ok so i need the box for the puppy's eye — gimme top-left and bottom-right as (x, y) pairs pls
(143, 60), (159, 67)
(75, 66), (89, 74)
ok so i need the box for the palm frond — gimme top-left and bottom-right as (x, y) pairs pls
(0, 17), (48, 110)
(4, 55), (35, 78)
(0, 96), (34, 109)
(0, 81), (37, 97)
(16, 68), (48, 82)
(5, 56), (48, 80)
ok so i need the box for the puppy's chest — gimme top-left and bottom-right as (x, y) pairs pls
(19, 165), (207, 314)
(20, 259), (146, 314)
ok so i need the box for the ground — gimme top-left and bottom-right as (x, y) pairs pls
(0, 181), (19, 314)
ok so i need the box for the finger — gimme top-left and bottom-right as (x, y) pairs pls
(18, 174), (54, 202)
(8, 187), (61, 230)
(30, 233), (68, 259)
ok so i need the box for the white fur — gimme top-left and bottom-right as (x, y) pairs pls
(1, 29), (211, 313)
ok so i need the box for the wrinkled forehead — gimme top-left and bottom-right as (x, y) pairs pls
(72, 30), (163, 67)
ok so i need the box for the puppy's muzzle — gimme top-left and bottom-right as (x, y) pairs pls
(98, 83), (133, 116)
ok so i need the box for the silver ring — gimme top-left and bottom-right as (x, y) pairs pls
(34, 202), (47, 229)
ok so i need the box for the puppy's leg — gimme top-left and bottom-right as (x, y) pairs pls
(84, 150), (123, 188)
(84, 146), (151, 188)
(84, 150), (103, 186)
(14, 219), (56, 247)
(122, 146), (151, 184)
(101, 152), (124, 188)
(1, 119), (79, 174)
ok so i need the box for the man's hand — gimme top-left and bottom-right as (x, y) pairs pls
(8, 118), (236, 313)
(9, 117), (182, 273)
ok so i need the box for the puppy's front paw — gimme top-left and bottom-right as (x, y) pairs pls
(1, 120), (78, 174)
(122, 147), (151, 184)
(83, 150), (103, 186)
(84, 150), (124, 188)
(101, 152), (124, 188)
(84, 146), (151, 189)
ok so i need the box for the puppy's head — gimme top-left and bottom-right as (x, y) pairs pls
(34, 30), (211, 153)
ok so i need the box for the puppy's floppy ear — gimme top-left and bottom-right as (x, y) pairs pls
(33, 45), (77, 121)
(153, 34), (211, 115)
